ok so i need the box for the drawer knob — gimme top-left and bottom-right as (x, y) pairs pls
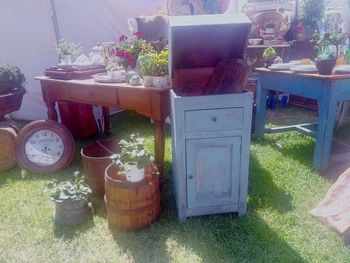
(211, 117), (217, 122)
(188, 174), (193, 180)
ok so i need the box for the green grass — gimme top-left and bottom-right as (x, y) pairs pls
(1, 110), (350, 263)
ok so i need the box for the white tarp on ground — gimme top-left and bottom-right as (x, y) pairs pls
(0, 0), (237, 120)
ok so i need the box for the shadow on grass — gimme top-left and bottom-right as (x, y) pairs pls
(255, 133), (315, 167)
(249, 155), (293, 213)
(53, 214), (95, 240)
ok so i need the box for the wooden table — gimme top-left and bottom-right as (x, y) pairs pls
(35, 76), (170, 177)
(254, 68), (350, 172)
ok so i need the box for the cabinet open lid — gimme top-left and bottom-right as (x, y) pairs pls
(169, 14), (252, 71)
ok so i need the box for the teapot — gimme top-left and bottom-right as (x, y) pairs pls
(89, 42), (104, 65)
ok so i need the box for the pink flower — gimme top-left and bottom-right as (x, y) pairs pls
(133, 32), (143, 39)
(119, 35), (128, 42)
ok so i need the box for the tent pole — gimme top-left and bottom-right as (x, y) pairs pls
(48, 0), (60, 44)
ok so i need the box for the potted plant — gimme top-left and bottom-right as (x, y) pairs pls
(56, 39), (82, 65)
(265, 21), (276, 34)
(137, 53), (156, 87)
(109, 134), (155, 182)
(300, 0), (325, 39)
(312, 32), (346, 75)
(0, 64), (26, 118)
(262, 47), (277, 67)
(47, 171), (92, 225)
(151, 49), (169, 88)
(105, 57), (125, 80)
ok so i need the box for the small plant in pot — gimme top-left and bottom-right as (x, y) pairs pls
(105, 57), (125, 80)
(137, 53), (156, 87)
(109, 134), (155, 183)
(47, 171), (92, 225)
(262, 47), (277, 67)
(150, 49), (169, 88)
(56, 39), (82, 65)
(0, 64), (26, 118)
(312, 32), (346, 75)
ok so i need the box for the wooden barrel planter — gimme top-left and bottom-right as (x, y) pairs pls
(105, 163), (160, 231)
(0, 119), (18, 170)
(81, 140), (120, 197)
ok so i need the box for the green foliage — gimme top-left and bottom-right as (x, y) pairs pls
(0, 64), (25, 94)
(110, 133), (154, 176)
(137, 54), (155, 76)
(311, 31), (346, 60)
(300, 0), (325, 27)
(47, 171), (91, 200)
(151, 49), (169, 76)
(56, 39), (82, 56)
(262, 47), (277, 62)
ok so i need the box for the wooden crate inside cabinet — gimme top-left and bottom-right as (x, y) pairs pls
(169, 14), (253, 222)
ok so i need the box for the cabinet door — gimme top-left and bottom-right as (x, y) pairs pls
(186, 136), (241, 209)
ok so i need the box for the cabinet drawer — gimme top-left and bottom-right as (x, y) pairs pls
(185, 108), (243, 132)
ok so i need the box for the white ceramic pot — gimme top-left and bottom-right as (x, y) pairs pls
(60, 55), (72, 65)
(152, 76), (168, 88)
(125, 164), (144, 182)
(143, 76), (153, 87)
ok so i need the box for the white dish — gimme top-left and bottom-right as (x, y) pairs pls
(93, 73), (125, 83)
(57, 63), (74, 69)
(269, 63), (291, 71)
(334, 65), (350, 74)
(248, 38), (262, 45)
(291, 65), (317, 73)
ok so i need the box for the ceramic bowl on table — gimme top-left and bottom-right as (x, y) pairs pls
(248, 38), (262, 45)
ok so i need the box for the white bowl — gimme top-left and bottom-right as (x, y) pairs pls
(248, 38), (262, 45)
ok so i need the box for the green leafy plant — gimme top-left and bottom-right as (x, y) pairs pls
(0, 64), (26, 94)
(300, 0), (325, 28)
(137, 53), (155, 76)
(150, 49), (168, 76)
(262, 47), (277, 62)
(47, 171), (91, 200)
(311, 31), (346, 60)
(56, 39), (82, 56)
(110, 134), (154, 177)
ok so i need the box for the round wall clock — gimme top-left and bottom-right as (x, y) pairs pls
(16, 120), (75, 173)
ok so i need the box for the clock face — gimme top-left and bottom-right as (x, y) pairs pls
(24, 129), (64, 166)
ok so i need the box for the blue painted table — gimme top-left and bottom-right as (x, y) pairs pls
(255, 68), (350, 172)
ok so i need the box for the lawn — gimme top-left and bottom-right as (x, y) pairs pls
(1, 109), (350, 263)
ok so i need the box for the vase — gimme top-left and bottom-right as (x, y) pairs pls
(60, 55), (72, 65)
(152, 76), (168, 88)
(315, 58), (336, 75)
(143, 76), (153, 87)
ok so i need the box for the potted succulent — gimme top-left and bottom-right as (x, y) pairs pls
(109, 134), (155, 182)
(56, 39), (82, 65)
(265, 21), (276, 34)
(312, 32), (346, 75)
(137, 53), (156, 87)
(0, 64), (26, 118)
(262, 47), (277, 67)
(151, 49), (169, 88)
(47, 171), (92, 225)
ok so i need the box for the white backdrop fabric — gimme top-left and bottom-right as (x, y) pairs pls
(0, 0), (237, 120)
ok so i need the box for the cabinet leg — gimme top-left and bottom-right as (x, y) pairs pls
(102, 107), (112, 136)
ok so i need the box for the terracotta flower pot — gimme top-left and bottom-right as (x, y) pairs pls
(315, 58), (336, 75)
(0, 87), (26, 118)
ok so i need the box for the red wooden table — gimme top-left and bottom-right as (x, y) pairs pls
(35, 76), (170, 177)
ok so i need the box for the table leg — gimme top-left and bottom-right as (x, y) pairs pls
(313, 96), (338, 171)
(255, 75), (267, 137)
(46, 102), (58, 121)
(102, 107), (112, 136)
(154, 119), (165, 182)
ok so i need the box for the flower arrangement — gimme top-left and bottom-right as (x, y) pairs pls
(311, 31), (346, 60)
(47, 171), (91, 200)
(262, 47), (277, 63)
(115, 32), (155, 70)
(56, 39), (82, 56)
